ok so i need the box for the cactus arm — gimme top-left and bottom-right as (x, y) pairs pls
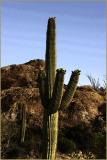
(50, 69), (66, 114)
(45, 17), (56, 100)
(59, 69), (80, 110)
(38, 69), (46, 107)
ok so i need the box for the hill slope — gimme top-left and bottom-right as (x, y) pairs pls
(1, 60), (106, 159)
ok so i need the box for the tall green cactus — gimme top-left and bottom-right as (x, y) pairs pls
(21, 103), (26, 143)
(18, 102), (26, 143)
(39, 17), (80, 160)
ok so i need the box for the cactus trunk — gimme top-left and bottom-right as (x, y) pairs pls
(42, 110), (58, 160)
(42, 17), (58, 160)
(45, 17), (56, 100)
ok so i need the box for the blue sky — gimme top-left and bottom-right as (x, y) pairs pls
(1, 1), (106, 85)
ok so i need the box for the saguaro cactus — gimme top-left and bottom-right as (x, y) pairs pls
(21, 103), (26, 143)
(17, 102), (26, 143)
(39, 17), (80, 160)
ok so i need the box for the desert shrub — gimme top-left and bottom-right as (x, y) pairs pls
(86, 74), (100, 90)
(1, 115), (20, 144)
(1, 114), (41, 159)
(1, 115), (21, 158)
(1, 77), (13, 90)
(24, 128), (39, 149)
(62, 124), (92, 150)
(61, 123), (106, 158)
(91, 115), (106, 132)
(98, 102), (106, 121)
(58, 136), (76, 153)
(103, 75), (106, 90)
(91, 132), (106, 159)
(18, 76), (28, 87)
(3, 143), (26, 159)
(1, 94), (13, 112)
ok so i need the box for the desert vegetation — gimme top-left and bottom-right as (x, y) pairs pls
(1, 18), (106, 159)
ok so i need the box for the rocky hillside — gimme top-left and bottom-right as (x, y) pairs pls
(1, 59), (45, 90)
(1, 60), (106, 159)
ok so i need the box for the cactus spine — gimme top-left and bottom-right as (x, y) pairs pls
(39, 17), (80, 160)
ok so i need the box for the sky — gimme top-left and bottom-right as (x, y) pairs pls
(1, 0), (106, 86)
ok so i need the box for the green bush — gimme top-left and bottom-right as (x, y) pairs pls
(62, 124), (106, 158)
(1, 115), (21, 158)
(62, 124), (92, 150)
(91, 132), (106, 159)
(91, 115), (105, 132)
(58, 136), (76, 153)
(1, 114), (41, 159)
